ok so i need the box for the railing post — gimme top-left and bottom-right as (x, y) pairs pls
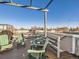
(72, 36), (76, 54)
(57, 36), (60, 58)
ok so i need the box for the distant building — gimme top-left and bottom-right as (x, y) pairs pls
(36, 30), (44, 33)
(15, 29), (29, 34)
(54, 27), (69, 33)
(48, 29), (56, 33)
(70, 27), (79, 32)
(0, 24), (15, 32)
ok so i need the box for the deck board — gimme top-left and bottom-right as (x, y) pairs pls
(47, 50), (57, 59)
(47, 46), (58, 59)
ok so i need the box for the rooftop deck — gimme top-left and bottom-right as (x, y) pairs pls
(0, 33), (79, 59)
(0, 36), (57, 59)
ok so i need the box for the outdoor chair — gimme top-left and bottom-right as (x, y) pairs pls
(16, 33), (25, 46)
(0, 34), (13, 52)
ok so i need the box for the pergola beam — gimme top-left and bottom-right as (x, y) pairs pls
(0, 1), (48, 37)
(4, 2), (48, 12)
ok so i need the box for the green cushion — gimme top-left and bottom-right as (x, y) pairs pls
(27, 50), (45, 53)
(17, 34), (24, 44)
(0, 35), (9, 46)
(28, 50), (45, 59)
(0, 44), (13, 51)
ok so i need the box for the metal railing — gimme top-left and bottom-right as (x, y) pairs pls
(48, 32), (79, 58)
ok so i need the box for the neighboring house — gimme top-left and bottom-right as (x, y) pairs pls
(0, 24), (15, 32)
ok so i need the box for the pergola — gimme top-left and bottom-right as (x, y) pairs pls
(0, 0), (53, 37)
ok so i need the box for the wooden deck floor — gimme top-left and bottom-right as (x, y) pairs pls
(47, 50), (58, 59)
(0, 37), (57, 59)
(1, 37), (78, 59)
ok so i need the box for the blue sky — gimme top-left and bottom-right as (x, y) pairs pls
(0, 0), (79, 28)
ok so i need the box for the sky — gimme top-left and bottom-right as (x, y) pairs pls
(0, 0), (79, 28)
